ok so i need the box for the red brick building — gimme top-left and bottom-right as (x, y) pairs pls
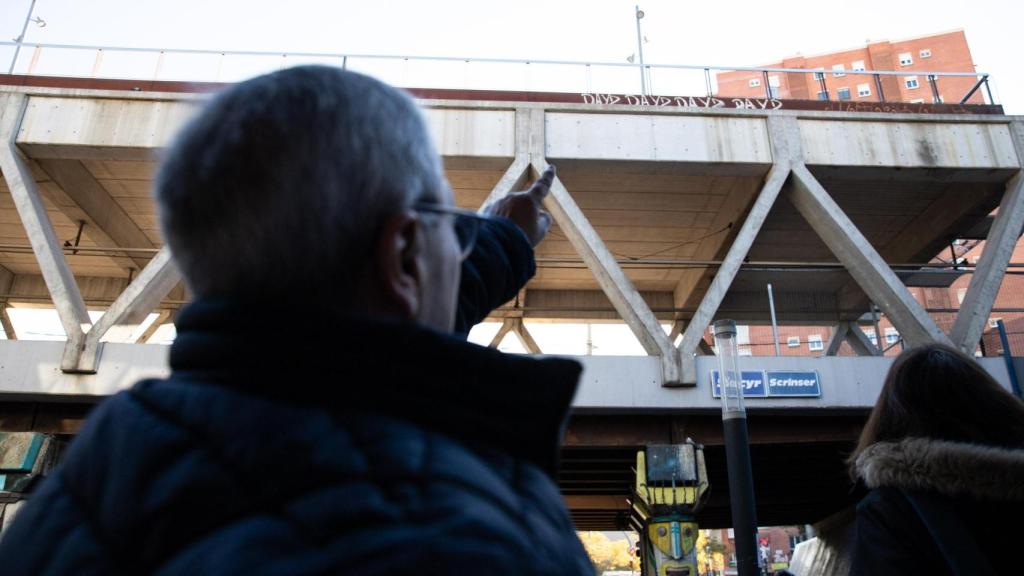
(715, 30), (983, 105)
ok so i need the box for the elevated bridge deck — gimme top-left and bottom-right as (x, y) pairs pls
(0, 77), (1022, 529)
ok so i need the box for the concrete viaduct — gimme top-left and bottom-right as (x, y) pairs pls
(0, 77), (1021, 530)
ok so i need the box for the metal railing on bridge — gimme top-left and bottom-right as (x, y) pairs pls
(0, 41), (996, 105)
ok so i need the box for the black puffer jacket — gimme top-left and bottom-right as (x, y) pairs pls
(851, 437), (1024, 576)
(0, 218), (594, 575)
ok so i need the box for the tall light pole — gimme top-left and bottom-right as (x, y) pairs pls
(9, 0), (46, 75)
(634, 5), (646, 96)
(713, 319), (760, 576)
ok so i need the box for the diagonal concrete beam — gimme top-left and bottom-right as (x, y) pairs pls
(846, 323), (882, 357)
(34, 158), (155, 271)
(677, 116), (795, 384)
(0, 93), (91, 370)
(788, 163), (950, 347)
(951, 121), (1024, 353)
(73, 247), (180, 373)
(535, 155), (681, 384)
(477, 109), (531, 212)
(822, 322), (849, 357)
(511, 318), (542, 354)
(488, 318), (516, 348)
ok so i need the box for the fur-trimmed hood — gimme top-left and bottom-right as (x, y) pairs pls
(855, 437), (1024, 502)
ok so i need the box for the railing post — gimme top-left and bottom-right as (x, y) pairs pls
(704, 68), (712, 97)
(928, 74), (941, 103)
(818, 74), (829, 101)
(763, 70), (771, 100)
(874, 73), (885, 102)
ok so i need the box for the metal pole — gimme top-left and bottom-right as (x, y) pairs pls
(997, 319), (1022, 399)
(713, 319), (759, 576)
(983, 77), (994, 105)
(928, 74), (941, 103)
(871, 303), (884, 354)
(874, 73), (886, 102)
(634, 5), (646, 96)
(8, 0), (38, 75)
(704, 67), (712, 97)
(767, 283), (780, 356)
(763, 70), (771, 100)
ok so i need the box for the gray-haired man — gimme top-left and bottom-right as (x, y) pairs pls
(0, 66), (592, 575)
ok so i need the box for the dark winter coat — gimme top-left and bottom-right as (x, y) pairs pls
(851, 437), (1024, 576)
(0, 217), (595, 575)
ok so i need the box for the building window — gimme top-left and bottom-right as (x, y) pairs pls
(885, 328), (900, 345)
(910, 98), (925, 104)
(816, 91), (828, 101)
(787, 336), (800, 347)
(989, 318), (1003, 328)
(957, 288), (967, 304)
(905, 76), (919, 89)
(808, 334), (824, 351)
(852, 60), (866, 71)
(837, 87), (851, 100)
(920, 49), (932, 58)
(832, 64), (845, 77)
(865, 330), (877, 345)
(857, 83), (871, 97)
(899, 52), (913, 66)
(768, 75), (781, 98)
(749, 78), (761, 88)
(813, 71), (825, 81)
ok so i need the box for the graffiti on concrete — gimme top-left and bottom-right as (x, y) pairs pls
(581, 93), (784, 110)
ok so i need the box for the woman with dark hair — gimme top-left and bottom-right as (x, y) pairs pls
(849, 344), (1024, 575)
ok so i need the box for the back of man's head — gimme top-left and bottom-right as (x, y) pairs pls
(155, 65), (443, 303)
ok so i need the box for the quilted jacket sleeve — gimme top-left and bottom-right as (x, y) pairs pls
(0, 470), (113, 576)
(454, 216), (536, 336)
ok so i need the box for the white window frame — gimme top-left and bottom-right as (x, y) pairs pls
(832, 64), (845, 77)
(813, 71), (825, 81)
(920, 49), (932, 58)
(816, 90), (828, 100)
(837, 87), (851, 100)
(808, 334), (824, 351)
(852, 60), (866, 71)
(885, 327), (900, 345)
(857, 83), (871, 97)
(787, 336), (800, 347)
(749, 78), (761, 88)
(989, 318), (1003, 328)
(905, 76), (920, 89)
(910, 98), (925, 104)
(898, 52), (913, 66)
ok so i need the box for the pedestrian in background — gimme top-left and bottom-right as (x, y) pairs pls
(848, 343), (1024, 575)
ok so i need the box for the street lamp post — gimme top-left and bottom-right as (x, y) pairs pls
(634, 5), (646, 96)
(713, 319), (760, 576)
(8, 0), (45, 75)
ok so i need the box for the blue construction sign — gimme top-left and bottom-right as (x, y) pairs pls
(765, 370), (822, 397)
(710, 370), (822, 398)
(710, 370), (767, 398)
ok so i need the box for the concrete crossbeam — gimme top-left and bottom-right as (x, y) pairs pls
(74, 247), (179, 373)
(951, 121), (1024, 353)
(787, 163), (950, 347)
(0, 93), (92, 371)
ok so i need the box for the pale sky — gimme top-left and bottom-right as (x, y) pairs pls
(1, 0), (1022, 111)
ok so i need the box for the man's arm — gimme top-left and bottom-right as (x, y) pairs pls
(453, 166), (555, 336)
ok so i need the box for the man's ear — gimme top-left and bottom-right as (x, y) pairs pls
(375, 211), (424, 319)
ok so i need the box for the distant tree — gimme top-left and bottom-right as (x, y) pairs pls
(578, 531), (640, 573)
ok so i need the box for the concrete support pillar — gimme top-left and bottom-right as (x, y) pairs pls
(951, 121), (1024, 353)
(0, 93), (91, 371)
(678, 116), (795, 384)
(788, 161), (949, 348)
(478, 109), (531, 212)
(74, 247), (180, 373)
